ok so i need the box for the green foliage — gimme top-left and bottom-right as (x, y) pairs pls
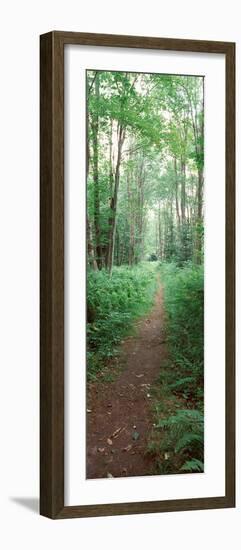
(160, 262), (204, 394)
(148, 253), (158, 262)
(148, 262), (204, 473)
(176, 222), (194, 266)
(87, 69), (205, 473)
(156, 410), (204, 471)
(180, 458), (204, 472)
(87, 263), (157, 379)
(87, 70), (204, 271)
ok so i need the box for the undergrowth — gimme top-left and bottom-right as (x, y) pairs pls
(148, 262), (204, 474)
(87, 263), (157, 381)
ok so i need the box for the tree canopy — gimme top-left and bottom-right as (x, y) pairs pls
(87, 70), (204, 272)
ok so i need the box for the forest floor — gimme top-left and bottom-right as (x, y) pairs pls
(86, 282), (168, 479)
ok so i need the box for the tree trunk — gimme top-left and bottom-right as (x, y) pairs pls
(106, 124), (125, 274)
(86, 91), (97, 271)
(135, 157), (144, 264)
(194, 167), (204, 263)
(92, 73), (103, 269)
(109, 119), (114, 196)
(180, 158), (186, 224)
(174, 157), (181, 227)
(115, 228), (121, 266)
(126, 166), (134, 266)
(158, 201), (162, 259)
(87, 216), (98, 270)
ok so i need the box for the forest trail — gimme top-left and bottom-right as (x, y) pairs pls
(87, 282), (167, 479)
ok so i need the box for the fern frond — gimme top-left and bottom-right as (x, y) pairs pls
(175, 432), (203, 454)
(180, 458), (204, 472)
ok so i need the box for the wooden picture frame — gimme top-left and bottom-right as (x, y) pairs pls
(40, 31), (235, 519)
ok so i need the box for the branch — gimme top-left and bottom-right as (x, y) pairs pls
(87, 71), (98, 96)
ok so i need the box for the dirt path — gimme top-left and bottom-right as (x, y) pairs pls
(86, 283), (167, 479)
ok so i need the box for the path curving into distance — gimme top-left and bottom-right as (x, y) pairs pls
(86, 283), (167, 479)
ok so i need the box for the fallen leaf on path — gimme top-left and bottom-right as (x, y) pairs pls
(122, 444), (132, 452)
(97, 448), (105, 453)
(135, 374), (144, 378)
(107, 472), (114, 478)
(111, 426), (125, 439)
(86, 409), (92, 413)
(107, 438), (113, 446)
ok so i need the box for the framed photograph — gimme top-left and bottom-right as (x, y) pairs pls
(40, 31), (235, 519)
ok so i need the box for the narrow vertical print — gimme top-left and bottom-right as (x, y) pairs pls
(86, 70), (204, 479)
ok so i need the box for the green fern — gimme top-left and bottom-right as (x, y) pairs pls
(87, 263), (157, 378)
(175, 432), (203, 454)
(156, 409), (204, 429)
(154, 409), (204, 472)
(180, 458), (204, 472)
(148, 263), (204, 474)
(169, 376), (195, 391)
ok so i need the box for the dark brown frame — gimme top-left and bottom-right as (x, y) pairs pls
(40, 31), (235, 519)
